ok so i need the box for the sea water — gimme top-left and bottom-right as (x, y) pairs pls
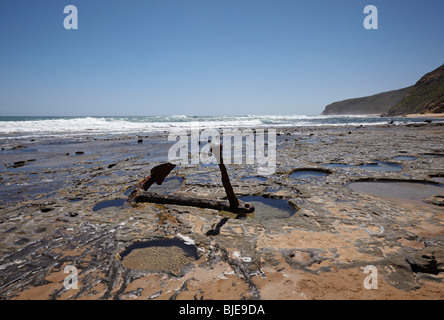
(1, 115), (440, 139)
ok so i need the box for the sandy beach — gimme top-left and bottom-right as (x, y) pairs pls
(405, 113), (444, 118)
(0, 123), (443, 300)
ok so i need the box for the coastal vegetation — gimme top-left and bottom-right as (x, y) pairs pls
(321, 64), (444, 116)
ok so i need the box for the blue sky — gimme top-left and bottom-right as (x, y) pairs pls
(0, 0), (443, 116)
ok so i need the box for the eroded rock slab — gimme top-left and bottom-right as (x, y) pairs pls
(1, 125), (443, 300)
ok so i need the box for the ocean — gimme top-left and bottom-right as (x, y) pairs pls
(0, 115), (441, 139)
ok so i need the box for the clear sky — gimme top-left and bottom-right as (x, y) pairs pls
(0, 0), (443, 116)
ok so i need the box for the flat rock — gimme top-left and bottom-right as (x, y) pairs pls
(0, 125), (443, 300)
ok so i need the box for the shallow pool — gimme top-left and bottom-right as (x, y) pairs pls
(237, 196), (297, 220)
(347, 180), (443, 201)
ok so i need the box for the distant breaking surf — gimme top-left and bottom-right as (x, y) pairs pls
(0, 115), (440, 138)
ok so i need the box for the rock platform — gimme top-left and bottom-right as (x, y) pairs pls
(0, 124), (443, 299)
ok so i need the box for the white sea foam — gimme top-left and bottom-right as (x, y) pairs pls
(0, 116), (261, 136)
(0, 115), (436, 139)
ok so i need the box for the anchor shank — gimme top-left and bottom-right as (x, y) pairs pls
(212, 142), (239, 210)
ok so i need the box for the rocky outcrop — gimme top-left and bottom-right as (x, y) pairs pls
(0, 126), (443, 300)
(388, 64), (444, 115)
(321, 87), (411, 115)
(321, 63), (444, 116)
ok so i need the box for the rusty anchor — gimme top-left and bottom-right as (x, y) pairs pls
(128, 143), (255, 214)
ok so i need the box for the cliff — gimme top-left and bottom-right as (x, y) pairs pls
(321, 87), (412, 115)
(321, 63), (444, 116)
(387, 64), (444, 115)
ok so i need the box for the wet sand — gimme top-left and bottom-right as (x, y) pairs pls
(405, 113), (444, 118)
(0, 123), (443, 300)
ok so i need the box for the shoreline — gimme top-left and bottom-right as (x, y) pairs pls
(2, 114), (444, 141)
